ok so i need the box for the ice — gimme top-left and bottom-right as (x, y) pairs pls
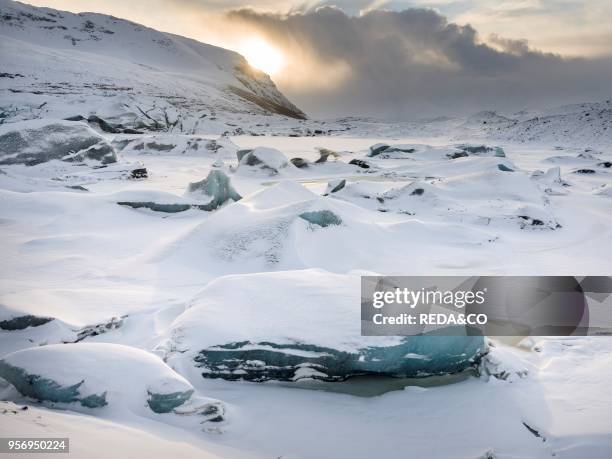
(186, 169), (242, 210)
(594, 184), (612, 197)
(324, 179), (346, 195)
(458, 145), (506, 157)
(0, 362), (108, 407)
(299, 210), (343, 227)
(236, 147), (294, 175)
(0, 120), (117, 166)
(117, 202), (194, 213)
(120, 135), (238, 159)
(497, 163), (514, 172)
(0, 343), (223, 416)
(367, 143), (421, 158)
(1, 1), (612, 456)
(368, 143), (390, 157)
(167, 270), (486, 382)
(194, 335), (484, 382)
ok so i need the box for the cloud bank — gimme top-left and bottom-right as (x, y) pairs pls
(227, 6), (612, 119)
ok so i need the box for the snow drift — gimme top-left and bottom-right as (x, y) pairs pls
(0, 343), (224, 420)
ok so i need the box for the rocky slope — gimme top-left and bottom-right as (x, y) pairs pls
(0, 0), (305, 135)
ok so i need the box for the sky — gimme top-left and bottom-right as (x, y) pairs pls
(22, 0), (612, 119)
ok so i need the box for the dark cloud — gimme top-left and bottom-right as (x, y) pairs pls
(226, 6), (612, 119)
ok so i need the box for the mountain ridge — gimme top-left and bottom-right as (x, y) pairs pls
(0, 0), (306, 134)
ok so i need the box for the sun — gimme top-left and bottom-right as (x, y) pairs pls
(240, 39), (284, 76)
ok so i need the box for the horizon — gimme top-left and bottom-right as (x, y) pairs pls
(15, 0), (612, 119)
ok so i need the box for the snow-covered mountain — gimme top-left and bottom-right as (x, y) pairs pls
(0, 0), (305, 134)
(455, 101), (612, 147)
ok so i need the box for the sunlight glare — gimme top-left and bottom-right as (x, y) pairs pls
(240, 38), (284, 75)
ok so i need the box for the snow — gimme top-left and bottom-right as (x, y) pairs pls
(185, 169), (242, 210)
(0, 119), (116, 165)
(2, 127), (610, 456)
(236, 147), (294, 176)
(0, 343), (224, 417)
(1, 0), (612, 457)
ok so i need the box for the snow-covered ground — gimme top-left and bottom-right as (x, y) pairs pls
(1, 1), (612, 458)
(1, 130), (611, 458)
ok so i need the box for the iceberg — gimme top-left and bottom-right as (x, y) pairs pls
(368, 144), (418, 157)
(169, 271), (486, 382)
(0, 120), (117, 166)
(117, 202), (193, 213)
(237, 147), (292, 175)
(195, 334), (485, 382)
(368, 143), (390, 157)
(324, 179), (346, 195)
(458, 145), (506, 157)
(299, 210), (342, 227)
(497, 163), (514, 172)
(0, 343), (224, 418)
(186, 169), (242, 211)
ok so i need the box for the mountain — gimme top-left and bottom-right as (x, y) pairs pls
(473, 100), (612, 147)
(496, 101), (612, 147)
(0, 0), (306, 135)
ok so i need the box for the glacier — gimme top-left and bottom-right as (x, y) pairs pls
(167, 271), (486, 382)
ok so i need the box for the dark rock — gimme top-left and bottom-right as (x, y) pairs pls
(130, 168), (148, 179)
(290, 157), (309, 168)
(447, 151), (469, 159)
(0, 315), (53, 331)
(349, 159), (370, 169)
(315, 147), (337, 163)
(76, 316), (124, 342)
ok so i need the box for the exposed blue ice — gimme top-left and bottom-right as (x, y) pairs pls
(299, 210), (343, 227)
(0, 361), (108, 407)
(195, 332), (486, 382)
(187, 169), (242, 210)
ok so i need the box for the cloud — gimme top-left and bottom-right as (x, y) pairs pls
(227, 6), (612, 118)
